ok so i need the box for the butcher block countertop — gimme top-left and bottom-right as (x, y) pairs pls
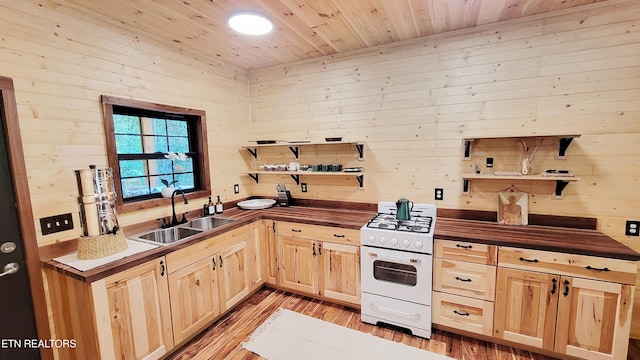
(41, 204), (640, 282)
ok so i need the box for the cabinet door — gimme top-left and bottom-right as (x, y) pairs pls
(319, 242), (360, 305)
(248, 220), (265, 290)
(555, 277), (634, 360)
(217, 241), (250, 312)
(494, 267), (558, 351)
(278, 236), (318, 294)
(167, 256), (220, 344)
(263, 220), (278, 285)
(93, 257), (173, 360)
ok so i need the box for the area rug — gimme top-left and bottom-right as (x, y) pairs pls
(242, 308), (454, 360)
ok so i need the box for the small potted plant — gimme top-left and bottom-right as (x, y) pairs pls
(160, 178), (178, 198)
(160, 151), (188, 198)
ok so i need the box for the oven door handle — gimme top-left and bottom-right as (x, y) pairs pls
(367, 252), (422, 265)
(369, 303), (421, 320)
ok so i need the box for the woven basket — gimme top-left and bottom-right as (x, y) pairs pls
(77, 229), (128, 260)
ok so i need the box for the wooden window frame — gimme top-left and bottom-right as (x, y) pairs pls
(101, 95), (210, 214)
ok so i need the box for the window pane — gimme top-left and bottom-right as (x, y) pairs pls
(150, 175), (168, 193)
(172, 158), (193, 173)
(168, 137), (189, 153)
(114, 115), (140, 134)
(119, 160), (146, 178)
(167, 120), (188, 136)
(149, 159), (172, 176)
(142, 135), (168, 154)
(175, 173), (195, 189)
(115, 135), (142, 154)
(121, 177), (149, 198)
(139, 117), (167, 136)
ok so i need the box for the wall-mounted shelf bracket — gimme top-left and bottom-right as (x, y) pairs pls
(290, 174), (300, 185)
(247, 147), (258, 159)
(356, 174), (364, 188)
(248, 173), (259, 183)
(356, 143), (365, 160)
(463, 140), (472, 159)
(289, 146), (300, 159)
(557, 138), (574, 159)
(554, 180), (571, 198)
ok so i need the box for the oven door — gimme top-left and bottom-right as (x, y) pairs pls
(361, 246), (432, 305)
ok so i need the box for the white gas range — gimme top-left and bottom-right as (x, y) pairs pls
(360, 201), (437, 338)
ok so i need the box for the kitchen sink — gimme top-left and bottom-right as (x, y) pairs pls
(129, 216), (236, 246)
(184, 216), (236, 231)
(132, 227), (203, 245)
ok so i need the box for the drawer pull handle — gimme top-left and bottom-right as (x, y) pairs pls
(550, 278), (557, 295)
(586, 265), (609, 272)
(291, 229), (302, 233)
(455, 276), (472, 282)
(519, 257), (539, 263)
(453, 310), (470, 317)
(333, 234), (345, 238)
(456, 244), (473, 249)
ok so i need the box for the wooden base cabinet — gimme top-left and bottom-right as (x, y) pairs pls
(165, 226), (250, 344)
(249, 219), (277, 287)
(45, 257), (173, 360)
(495, 247), (636, 360)
(277, 221), (360, 306)
(433, 239), (497, 337)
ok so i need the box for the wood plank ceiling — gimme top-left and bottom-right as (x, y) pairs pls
(62, 0), (606, 70)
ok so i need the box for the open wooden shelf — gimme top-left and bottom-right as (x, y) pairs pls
(244, 170), (365, 187)
(463, 134), (581, 159)
(461, 173), (580, 198)
(243, 141), (364, 160)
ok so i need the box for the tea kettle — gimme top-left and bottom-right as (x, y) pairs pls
(396, 198), (413, 221)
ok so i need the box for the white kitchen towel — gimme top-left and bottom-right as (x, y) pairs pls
(53, 239), (157, 272)
(242, 308), (454, 360)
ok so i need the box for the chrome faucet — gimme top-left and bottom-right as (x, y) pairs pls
(164, 189), (188, 228)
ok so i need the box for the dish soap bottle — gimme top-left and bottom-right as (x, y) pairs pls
(207, 196), (215, 216)
(215, 195), (223, 214)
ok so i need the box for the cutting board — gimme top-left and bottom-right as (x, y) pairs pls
(497, 187), (528, 225)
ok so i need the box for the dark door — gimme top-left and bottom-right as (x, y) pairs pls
(0, 92), (40, 360)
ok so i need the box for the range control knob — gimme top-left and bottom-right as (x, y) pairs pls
(368, 235), (375, 243)
(379, 236), (386, 244)
(414, 241), (423, 249)
(402, 239), (410, 247)
(390, 238), (398, 246)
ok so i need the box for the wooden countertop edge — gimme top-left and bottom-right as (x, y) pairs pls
(41, 206), (640, 283)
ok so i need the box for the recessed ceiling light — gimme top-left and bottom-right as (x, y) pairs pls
(228, 11), (273, 36)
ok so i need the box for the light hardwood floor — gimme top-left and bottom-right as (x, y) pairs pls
(167, 287), (639, 360)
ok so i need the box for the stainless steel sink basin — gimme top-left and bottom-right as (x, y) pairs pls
(184, 216), (236, 231)
(133, 227), (203, 245)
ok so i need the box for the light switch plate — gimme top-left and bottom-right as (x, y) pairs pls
(234, 184), (240, 194)
(40, 213), (74, 235)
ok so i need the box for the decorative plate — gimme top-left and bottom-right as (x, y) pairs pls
(237, 199), (276, 210)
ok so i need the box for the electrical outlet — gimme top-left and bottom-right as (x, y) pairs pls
(435, 188), (444, 201)
(486, 157), (494, 169)
(625, 220), (640, 236)
(234, 184), (240, 194)
(40, 213), (74, 235)
(301, 183), (307, 193)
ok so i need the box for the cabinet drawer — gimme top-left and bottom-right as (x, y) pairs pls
(277, 221), (359, 245)
(432, 292), (493, 336)
(435, 239), (497, 265)
(433, 258), (496, 301)
(166, 225), (249, 273)
(498, 247), (637, 285)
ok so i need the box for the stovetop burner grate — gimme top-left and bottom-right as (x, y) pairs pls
(366, 213), (433, 233)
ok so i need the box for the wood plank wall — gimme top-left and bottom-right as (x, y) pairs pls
(247, 0), (640, 338)
(248, 0), (640, 247)
(0, 0), (252, 246)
